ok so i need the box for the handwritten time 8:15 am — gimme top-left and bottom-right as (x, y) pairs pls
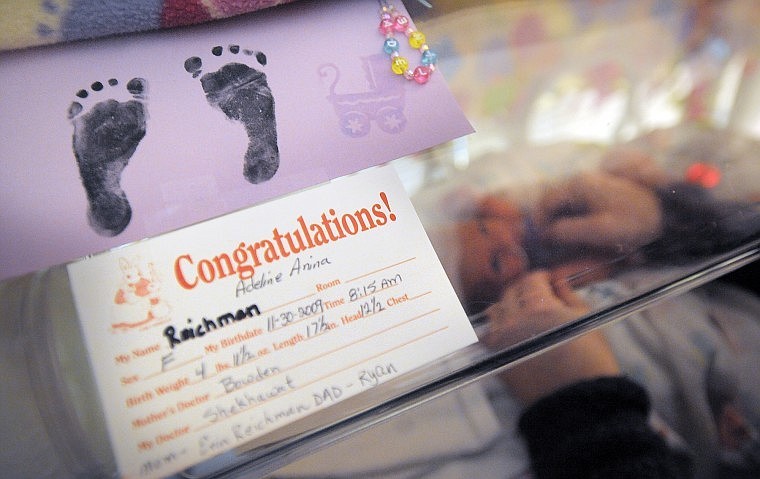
(266, 273), (404, 337)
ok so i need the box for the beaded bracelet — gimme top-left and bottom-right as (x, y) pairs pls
(377, 0), (437, 84)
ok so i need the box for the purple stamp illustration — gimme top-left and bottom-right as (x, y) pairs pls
(320, 54), (407, 138)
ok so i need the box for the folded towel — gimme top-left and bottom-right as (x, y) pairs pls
(0, 0), (296, 52)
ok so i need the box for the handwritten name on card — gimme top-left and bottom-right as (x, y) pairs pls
(68, 166), (477, 478)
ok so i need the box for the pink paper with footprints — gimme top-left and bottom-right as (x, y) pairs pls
(0, 0), (472, 281)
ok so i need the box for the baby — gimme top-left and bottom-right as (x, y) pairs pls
(448, 152), (664, 315)
(436, 146), (760, 317)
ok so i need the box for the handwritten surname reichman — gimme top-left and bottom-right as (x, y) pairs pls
(231, 401), (312, 441)
(162, 303), (261, 349)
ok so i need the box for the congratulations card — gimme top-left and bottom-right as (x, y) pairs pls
(68, 165), (477, 479)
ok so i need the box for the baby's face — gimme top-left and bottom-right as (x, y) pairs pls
(456, 213), (528, 312)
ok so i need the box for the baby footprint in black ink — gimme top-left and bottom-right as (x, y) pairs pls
(184, 45), (279, 184)
(68, 78), (147, 237)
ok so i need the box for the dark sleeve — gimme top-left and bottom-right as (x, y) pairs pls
(644, 182), (760, 264)
(518, 376), (690, 479)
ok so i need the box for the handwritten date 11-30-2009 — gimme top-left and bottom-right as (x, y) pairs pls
(266, 299), (325, 332)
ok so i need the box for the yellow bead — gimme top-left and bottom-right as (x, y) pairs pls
(409, 31), (426, 49)
(391, 56), (409, 75)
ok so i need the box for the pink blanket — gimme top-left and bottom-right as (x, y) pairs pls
(0, 0), (296, 52)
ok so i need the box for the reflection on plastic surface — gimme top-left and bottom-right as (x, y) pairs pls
(202, 0), (760, 473)
(3, 1), (760, 478)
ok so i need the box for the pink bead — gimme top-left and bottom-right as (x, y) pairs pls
(379, 18), (395, 35)
(413, 66), (431, 84)
(393, 15), (410, 32)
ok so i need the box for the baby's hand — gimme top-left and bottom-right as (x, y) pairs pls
(483, 271), (588, 348)
(484, 271), (620, 406)
(535, 172), (663, 253)
(601, 147), (669, 188)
